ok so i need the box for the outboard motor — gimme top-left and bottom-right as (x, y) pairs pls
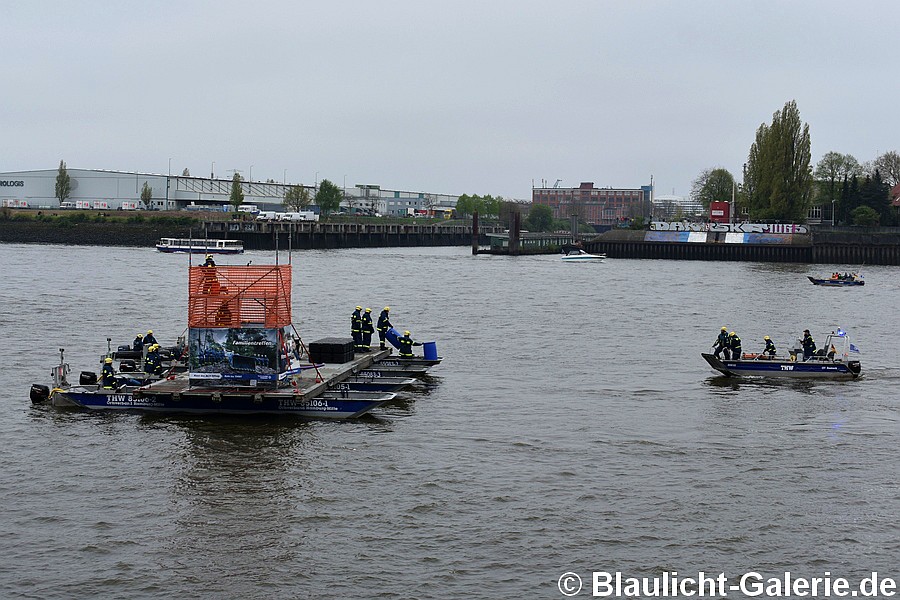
(118, 359), (137, 373)
(79, 371), (98, 385)
(30, 384), (50, 404)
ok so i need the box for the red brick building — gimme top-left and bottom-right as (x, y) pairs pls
(532, 182), (652, 225)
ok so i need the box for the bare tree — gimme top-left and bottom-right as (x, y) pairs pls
(871, 151), (900, 186)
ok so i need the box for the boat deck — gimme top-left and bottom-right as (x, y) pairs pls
(137, 348), (395, 401)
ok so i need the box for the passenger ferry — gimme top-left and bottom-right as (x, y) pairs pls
(155, 238), (244, 254)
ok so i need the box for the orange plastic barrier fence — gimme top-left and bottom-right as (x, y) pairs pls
(187, 264), (292, 328)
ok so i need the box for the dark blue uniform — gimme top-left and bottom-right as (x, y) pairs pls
(377, 309), (392, 350)
(714, 329), (729, 359)
(100, 362), (116, 389)
(764, 338), (776, 356)
(361, 309), (374, 351)
(802, 332), (816, 361)
(351, 308), (363, 350)
(144, 331), (158, 346)
(729, 333), (742, 360)
(133, 334), (144, 353)
(398, 333), (422, 358)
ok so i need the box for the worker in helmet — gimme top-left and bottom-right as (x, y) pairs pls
(713, 326), (730, 359)
(398, 330), (422, 359)
(144, 329), (158, 346)
(203, 253), (216, 267)
(351, 306), (363, 351)
(132, 332), (144, 354)
(763, 335), (776, 356)
(377, 307), (393, 350)
(100, 357), (117, 389)
(728, 331), (742, 360)
(145, 344), (164, 376)
(801, 329), (816, 361)
(360, 308), (374, 352)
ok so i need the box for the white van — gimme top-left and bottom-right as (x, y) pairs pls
(59, 201), (76, 209)
(256, 211), (279, 221)
(282, 211), (319, 222)
(237, 204), (260, 215)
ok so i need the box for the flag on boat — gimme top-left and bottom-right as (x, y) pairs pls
(849, 343), (860, 353)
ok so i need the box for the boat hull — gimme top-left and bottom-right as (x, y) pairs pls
(49, 387), (388, 419)
(338, 376), (417, 392)
(807, 276), (863, 286)
(561, 254), (605, 261)
(701, 353), (861, 379)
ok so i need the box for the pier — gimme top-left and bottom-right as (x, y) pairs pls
(579, 227), (900, 265)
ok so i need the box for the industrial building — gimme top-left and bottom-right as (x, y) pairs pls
(0, 168), (459, 216)
(532, 181), (653, 225)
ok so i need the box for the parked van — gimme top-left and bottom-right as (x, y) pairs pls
(282, 211), (319, 222)
(120, 202), (138, 210)
(59, 201), (76, 209)
(92, 201), (110, 210)
(237, 204), (260, 215)
(256, 211), (279, 221)
(75, 200), (92, 209)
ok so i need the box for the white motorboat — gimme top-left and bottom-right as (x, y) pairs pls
(561, 249), (605, 261)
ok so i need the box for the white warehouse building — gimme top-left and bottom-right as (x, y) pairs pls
(0, 168), (460, 216)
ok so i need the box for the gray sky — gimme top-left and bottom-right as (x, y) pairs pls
(5, 1), (899, 200)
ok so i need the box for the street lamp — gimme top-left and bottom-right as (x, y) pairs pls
(166, 157), (172, 211)
(283, 169), (287, 185)
(832, 199), (837, 226)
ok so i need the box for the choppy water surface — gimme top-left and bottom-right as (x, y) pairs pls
(0, 243), (898, 598)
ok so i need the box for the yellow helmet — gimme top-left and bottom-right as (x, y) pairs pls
(384, 306), (390, 311)
(404, 330), (411, 336)
(147, 329), (153, 335)
(205, 254), (212, 259)
(730, 331), (736, 336)
(365, 308), (371, 313)
(105, 357), (113, 363)
(136, 333), (143, 338)
(356, 306), (362, 310)
(764, 335), (770, 340)
(721, 326), (727, 331)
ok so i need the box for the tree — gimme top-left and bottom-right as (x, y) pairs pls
(283, 185), (311, 212)
(55, 160), (71, 206)
(690, 167), (735, 209)
(870, 150), (900, 186)
(315, 179), (342, 216)
(743, 100), (813, 221)
(455, 194), (474, 218)
(851, 205), (880, 227)
(525, 203), (554, 232)
(814, 152), (861, 223)
(140, 182), (153, 210)
(229, 173), (244, 211)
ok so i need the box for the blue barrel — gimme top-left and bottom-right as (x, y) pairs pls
(385, 327), (402, 349)
(423, 341), (438, 361)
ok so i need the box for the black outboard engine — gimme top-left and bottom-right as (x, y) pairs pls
(79, 371), (98, 385)
(118, 359), (137, 373)
(30, 384), (50, 403)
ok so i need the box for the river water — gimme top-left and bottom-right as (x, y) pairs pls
(0, 243), (897, 599)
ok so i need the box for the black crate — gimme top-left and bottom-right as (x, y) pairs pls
(309, 338), (355, 364)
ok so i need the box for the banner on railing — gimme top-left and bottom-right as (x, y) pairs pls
(650, 222), (808, 234)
